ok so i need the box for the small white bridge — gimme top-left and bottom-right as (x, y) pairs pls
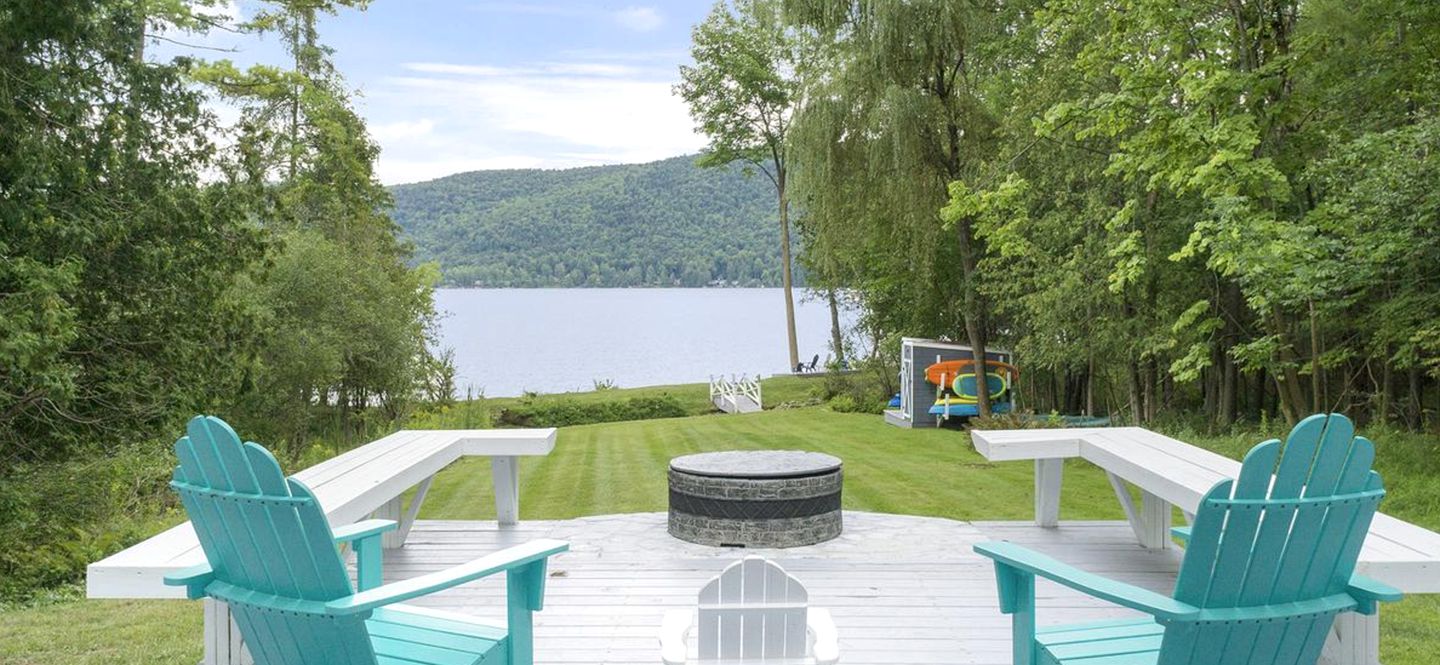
(709, 374), (762, 414)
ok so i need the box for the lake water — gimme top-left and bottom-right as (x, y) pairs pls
(433, 288), (855, 396)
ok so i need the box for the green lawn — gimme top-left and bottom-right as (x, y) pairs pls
(420, 408), (1119, 522)
(3, 406), (1437, 664)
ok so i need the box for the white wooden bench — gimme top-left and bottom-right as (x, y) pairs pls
(970, 426), (1440, 665)
(86, 427), (556, 665)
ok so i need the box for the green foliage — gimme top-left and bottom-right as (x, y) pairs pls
(678, 0), (799, 174)
(0, 0), (444, 603)
(390, 156), (785, 287)
(0, 448), (178, 600)
(784, 0), (1008, 416)
(818, 361), (894, 415)
(494, 395), (690, 429)
(787, 0), (1440, 429)
(0, 1), (268, 462)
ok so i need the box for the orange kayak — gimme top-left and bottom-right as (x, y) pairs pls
(924, 359), (1018, 386)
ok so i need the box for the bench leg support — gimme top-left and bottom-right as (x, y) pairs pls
(374, 497), (404, 549)
(1321, 611), (1381, 665)
(1107, 472), (1172, 549)
(1137, 489), (1172, 549)
(372, 475), (437, 548)
(203, 599), (252, 665)
(493, 455), (520, 525)
(1034, 459), (1064, 528)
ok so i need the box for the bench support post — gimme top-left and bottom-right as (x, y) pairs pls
(1034, 459), (1064, 528)
(202, 599), (252, 665)
(1321, 611), (1380, 665)
(372, 475), (438, 548)
(1106, 472), (1172, 549)
(493, 455), (521, 525)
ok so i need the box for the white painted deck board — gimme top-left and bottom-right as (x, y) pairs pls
(372, 512), (1182, 665)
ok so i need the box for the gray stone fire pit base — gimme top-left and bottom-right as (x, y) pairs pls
(668, 450), (843, 548)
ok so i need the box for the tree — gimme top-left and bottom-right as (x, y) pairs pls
(781, 0), (1440, 428)
(678, 0), (805, 370)
(188, 0), (441, 448)
(785, 0), (1005, 414)
(0, 0), (267, 462)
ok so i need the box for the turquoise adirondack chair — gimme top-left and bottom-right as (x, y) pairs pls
(161, 415), (568, 665)
(975, 413), (1403, 665)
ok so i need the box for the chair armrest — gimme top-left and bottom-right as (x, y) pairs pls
(334, 519), (397, 592)
(808, 607), (840, 665)
(163, 563), (215, 600)
(974, 541), (1198, 622)
(1348, 574), (1403, 615)
(326, 539), (568, 615)
(1171, 526), (1191, 544)
(659, 609), (692, 665)
(333, 519), (397, 544)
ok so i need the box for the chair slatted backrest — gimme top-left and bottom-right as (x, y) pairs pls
(1159, 413), (1385, 665)
(172, 416), (377, 665)
(697, 556), (808, 662)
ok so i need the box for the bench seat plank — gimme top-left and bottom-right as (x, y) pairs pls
(970, 426), (1440, 593)
(87, 428), (556, 599)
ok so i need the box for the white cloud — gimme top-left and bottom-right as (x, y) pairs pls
(472, 3), (665, 33)
(470, 2), (584, 16)
(404, 62), (641, 78)
(406, 63), (517, 77)
(614, 6), (664, 32)
(366, 58), (705, 185)
(370, 118), (435, 142)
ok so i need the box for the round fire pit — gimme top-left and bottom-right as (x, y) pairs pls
(668, 450), (843, 548)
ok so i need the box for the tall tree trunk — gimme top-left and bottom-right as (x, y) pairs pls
(954, 216), (991, 416)
(1085, 355), (1095, 417)
(1203, 365), (1216, 421)
(778, 174), (799, 370)
(1309, 300), (1323, 411)
(1378, 358), (1393, 425)
(1216, 281), (1242, 427)
(1143, 358), (1158, 423)
(1129, 361), (1144, 425)
(827, 289), (844, 366)
(1219, 355), (1237, 427)
(1269, 309), (1308, 424)
(1407, 366), (1422, 429)
(1248, 369), (1259, 419)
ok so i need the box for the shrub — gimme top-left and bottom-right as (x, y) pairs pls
(495, 395), (688, 428)
(827, 394), (864, 413)
(0, 447), (180, 601)
(818, 362), (891, 414)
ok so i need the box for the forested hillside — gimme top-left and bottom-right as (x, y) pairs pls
(390, 155), (783, 287)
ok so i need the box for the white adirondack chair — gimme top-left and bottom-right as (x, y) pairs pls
(660, 556), (839, 665)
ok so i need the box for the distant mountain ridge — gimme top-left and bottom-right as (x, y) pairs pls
(389, 154), (786, 288)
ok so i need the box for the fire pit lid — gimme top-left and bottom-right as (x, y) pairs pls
(669, 450), (842, 479)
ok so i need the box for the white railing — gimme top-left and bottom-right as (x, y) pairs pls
(710, 374), (762, 413)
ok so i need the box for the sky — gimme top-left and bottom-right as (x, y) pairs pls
(179, 1), (713, 185)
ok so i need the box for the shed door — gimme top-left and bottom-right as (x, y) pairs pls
(900, 343), (913, 419)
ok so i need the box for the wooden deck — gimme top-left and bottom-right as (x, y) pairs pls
(380, 512), (1184, 665)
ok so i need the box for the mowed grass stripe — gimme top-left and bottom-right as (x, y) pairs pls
(418, 409), (1124, 522)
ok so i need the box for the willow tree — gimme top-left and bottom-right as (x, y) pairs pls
(678, 0), (805, 370)
(784, 0), (1004, 414)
